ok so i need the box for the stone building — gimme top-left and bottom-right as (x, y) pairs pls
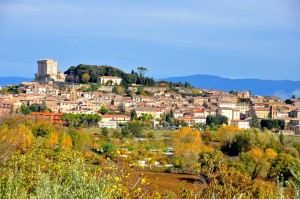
(35, 58), (65, 84)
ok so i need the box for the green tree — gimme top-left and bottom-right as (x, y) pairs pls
(106, 79), (113, 85)
(261, 119), (285, 130)
(90, 84), (99, 91)
(32, 123), (54, 137)
(128, 122), (143, 137)
(121, 121), (143, 137)
(285, 99), (293, 105)
(267, 153), (300, 182)
(101, 141), (118, 158)
(279, 132), (285, 145)
(20, 103), (32, 115)
(206, 115), (228, 126)
(61, 113), (101, 128)
(100, 105), (109, 115)
(138, 113), (154, 122)
(130, 109), (138, 121)
(137, 67), (148, 77)
(101, 127), (109, 137)
(112, 86), (118, 94)
(252, 114), (260, 129)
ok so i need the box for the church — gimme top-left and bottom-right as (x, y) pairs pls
(35, 58), (65, 84)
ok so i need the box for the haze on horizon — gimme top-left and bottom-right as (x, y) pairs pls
(0, 0), (299, 80)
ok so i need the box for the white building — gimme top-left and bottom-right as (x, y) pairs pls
(216, 108), (240, 124)
(99, 114), (130, 129)
(231, 120), (250, 129)
(99, 76), (122, 85)
(217, 102), (237, 109)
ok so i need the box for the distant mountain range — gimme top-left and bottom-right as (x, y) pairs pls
(162, 74), (300, 99)
(0, 77), (33, 87)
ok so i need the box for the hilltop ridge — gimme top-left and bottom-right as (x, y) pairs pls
(162, 74), (300, 98)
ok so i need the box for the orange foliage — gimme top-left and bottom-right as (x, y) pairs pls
(246, 148), (264, 163)
(265, 148), (277, 160)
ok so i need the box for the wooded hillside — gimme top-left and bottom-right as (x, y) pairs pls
(64, 64), (155, 86)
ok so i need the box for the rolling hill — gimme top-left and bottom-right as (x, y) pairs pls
(162, 74), (300, 99)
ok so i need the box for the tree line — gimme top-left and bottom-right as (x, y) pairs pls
(64, 64), (155, 86)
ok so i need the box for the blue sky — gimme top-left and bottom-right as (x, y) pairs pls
(0, 0), (299, 80)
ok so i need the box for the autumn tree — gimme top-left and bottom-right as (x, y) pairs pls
(172, 127), (208, 172)
(0, 116), (34, 162)
(81, 73), (90, 83)
(240, 148), (277, 179)
(221, 128), (281, 156)
(47, 131), (59, 148)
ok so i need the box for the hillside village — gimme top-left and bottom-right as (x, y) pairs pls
(1, 58), (300, 134)
(2, 60), (300, 198)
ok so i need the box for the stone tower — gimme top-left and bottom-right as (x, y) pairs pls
(70, 84), (76, 101)
(35, 58), (65, 84)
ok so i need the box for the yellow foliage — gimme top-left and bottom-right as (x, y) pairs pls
(140, 91), (147, 96)
(246, 148), (264, 163)
(47, 131), (59, 148)
(246, 148), (277, 163)
(61, 133), (73, 148)
(215, 126), (242, 142)
(84, 151), (94, 159)
(265, 148), (277, 161)
(192, 89), (200, 95)
(173, 127), (203, 156)
(0, 124), (34, 152)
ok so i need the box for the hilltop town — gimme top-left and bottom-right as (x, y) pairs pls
(2, 60), (300, 198)
(0, 58), (300, 134)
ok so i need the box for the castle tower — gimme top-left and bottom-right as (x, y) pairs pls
(35, 58), (65, 84)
